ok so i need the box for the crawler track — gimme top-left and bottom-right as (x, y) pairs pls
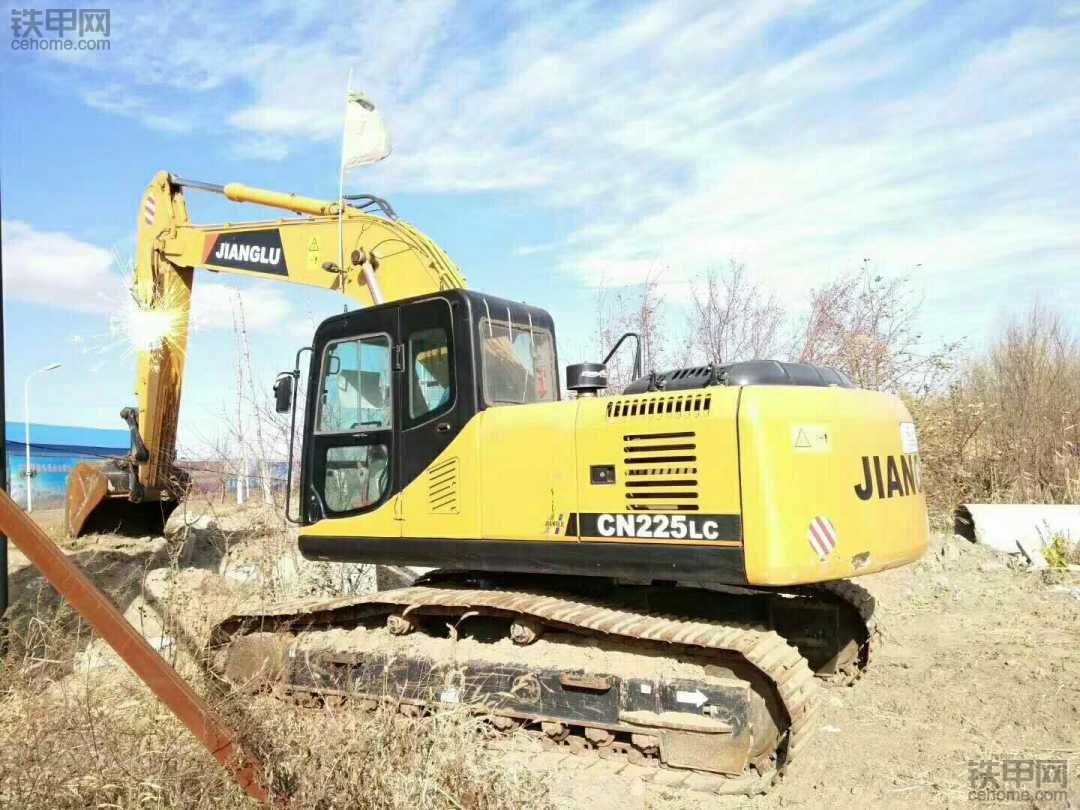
(801, 579), (878, 685)
(212, 585), (821, 796)
(687, 579), (878, 684)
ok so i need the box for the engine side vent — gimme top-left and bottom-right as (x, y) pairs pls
(427, 457), (459, 515)
(669, 366), (714, 382)
(621, 431), (699, 512)
(606, 392), (712, 420)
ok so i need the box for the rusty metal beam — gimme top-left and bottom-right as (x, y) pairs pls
(0, 489), (278, 805)
(1, 203), (9, 645)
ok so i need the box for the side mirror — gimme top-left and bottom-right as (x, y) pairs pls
(274, 373), (294, 414)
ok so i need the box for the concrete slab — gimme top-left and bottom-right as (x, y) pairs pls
(956, 503), (1080, 566)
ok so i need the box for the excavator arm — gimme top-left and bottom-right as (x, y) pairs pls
(65, 170), (465, 536)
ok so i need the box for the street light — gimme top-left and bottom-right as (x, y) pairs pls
(24, 363), (62, 512)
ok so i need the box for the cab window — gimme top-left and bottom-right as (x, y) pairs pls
(479, 318), (556, 405)
(323, 444), (390, 512)
(316, 334), (392, 433)
(408, 327), (452, 421)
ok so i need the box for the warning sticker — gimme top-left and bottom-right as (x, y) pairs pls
(791, 424), (830, 453)
(306, 235), (321, 272)
(808, 516), (838, 561)
(899, 422), (919, 454)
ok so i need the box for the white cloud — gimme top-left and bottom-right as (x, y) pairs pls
(81, 86), (192, 134)
(44, 0), (458, 158)
(288, 319), (317, 341)
(229, 135), (291, 162)
(190, 281), (293, 332)
(513, 242), (560, 257)
(38, 1), (1080, 342)
(1, 220), (292, 331)
(1, 219), (121, 313)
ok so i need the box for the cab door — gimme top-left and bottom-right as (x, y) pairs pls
(397, 296), (478, 538)
(397, 297), (460, 484)
(304, 306), (400, 530)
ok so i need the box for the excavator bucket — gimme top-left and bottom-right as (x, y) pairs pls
(65, 460), (182, 538)
(64, 407), (188, 538)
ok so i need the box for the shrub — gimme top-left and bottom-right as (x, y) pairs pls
(910, 304), (1080, 525)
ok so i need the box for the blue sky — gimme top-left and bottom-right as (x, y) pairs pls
(2, 0), (1078, 453)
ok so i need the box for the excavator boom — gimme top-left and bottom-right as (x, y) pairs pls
(66, 171), (465, 536)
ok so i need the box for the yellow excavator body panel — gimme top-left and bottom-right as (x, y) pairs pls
(738, 385), (928, 584)
(302, 383), (928, 586)
(71, 169), (927, 590)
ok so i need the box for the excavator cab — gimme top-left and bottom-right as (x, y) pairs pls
(275, 289), (558, 527)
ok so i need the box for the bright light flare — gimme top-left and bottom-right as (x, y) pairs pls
(122, 305), (181, 352)
(110, 284), (188, 358)
(74, 254), (195, 373)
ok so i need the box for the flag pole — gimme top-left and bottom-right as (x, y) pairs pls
(337, 70), (385, 306)
(337, 66), (353, 293)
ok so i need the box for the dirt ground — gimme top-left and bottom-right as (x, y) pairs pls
(3, 502), (1079, 809)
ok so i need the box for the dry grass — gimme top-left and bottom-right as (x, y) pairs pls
(1, 654), (551, 809)
(0, 504), (553, 810)
(0, 657), (550, 810)
(3, 540), (171, 684)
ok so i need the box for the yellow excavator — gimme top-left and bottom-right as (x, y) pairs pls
(66, 171), (928, 795)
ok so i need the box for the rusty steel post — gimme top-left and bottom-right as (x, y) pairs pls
(1, 205), (8, 642)
(0, 489), (278, 805)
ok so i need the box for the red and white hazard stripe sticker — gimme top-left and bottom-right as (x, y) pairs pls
(808, 516), (838, 560)
(143, 196), (156, 225)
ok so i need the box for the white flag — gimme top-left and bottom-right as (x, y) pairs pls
(341, 91), (391, 170)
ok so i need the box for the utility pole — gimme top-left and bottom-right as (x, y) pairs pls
(23, 362), (62, 512)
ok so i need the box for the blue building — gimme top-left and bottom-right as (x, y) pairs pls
(5, 422), (129, 510)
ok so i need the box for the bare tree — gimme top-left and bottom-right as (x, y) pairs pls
(792, 264), (956, 393)
(593, 270), (668, 392)
(205, 291), (294, 506)
(230, 295), (263, 504)
(686, 261), (785, 366)
(968, 303), (1080, 501)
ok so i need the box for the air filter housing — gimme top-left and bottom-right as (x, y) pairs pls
(566, 362), (607, 396)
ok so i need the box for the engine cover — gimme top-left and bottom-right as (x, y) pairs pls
(622, 360), (854, 394)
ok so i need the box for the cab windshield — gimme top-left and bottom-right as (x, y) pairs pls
(479, 317), (556, 405)
(316, 334), (392, 433)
